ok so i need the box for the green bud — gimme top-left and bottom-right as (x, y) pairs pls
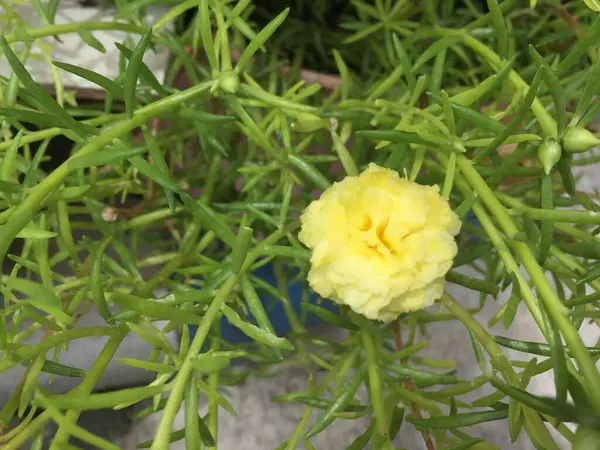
(291, 113), (329, 133)
(451, 139), (467, 153)
(536, 138), (562, 175)
(573, 426), (600, 450)
(562, 127), (600, 153)
(583, 0), (600, 12)
(218, 70), (240, 94)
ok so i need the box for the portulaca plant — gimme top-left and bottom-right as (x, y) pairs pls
(1, 0), (600, 449)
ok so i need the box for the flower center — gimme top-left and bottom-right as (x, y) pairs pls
(359, 215), (394, 254)
(359, 217), (372, 231)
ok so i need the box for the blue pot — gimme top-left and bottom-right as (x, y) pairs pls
(188, 211), (478, 343)
(188, 261), (339, 343)
(464, 211), (481, 242)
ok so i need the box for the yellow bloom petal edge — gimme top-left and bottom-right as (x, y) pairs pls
(299, 163), (462, 322)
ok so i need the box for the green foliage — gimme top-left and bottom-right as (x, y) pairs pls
(0, 0), (600, 448)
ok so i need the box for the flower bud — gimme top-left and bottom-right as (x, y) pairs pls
(291, 113), (329, 133)
(536, 138), (562, 175)
(451, 139), (467, 153)
(583, 0), (600, 12)
(562, 127), (600, 153)
(218, 70), (240, 94)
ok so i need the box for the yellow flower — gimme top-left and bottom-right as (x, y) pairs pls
(299, 163), (461, 322)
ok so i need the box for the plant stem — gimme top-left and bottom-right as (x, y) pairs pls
(51, 327), (128, 447)
(207, 321), (220, 450)
(151, 222), (300, 450)
(0, 82), (211, 264)
(0, 406), (36, 444)
(423, 158), (547, 334)
(510, 206), (600, 225)
(5, 22), (147, 44)
(432, 29), (557, 137)
(469, 201), (545, 330)
(286, 347), (361, 449)
(427, 156), (572, 446)
(496, 192), (600, 292)
(441, 294), (560, 450)
(0, 115), (125, 151)
(442, 294), (515, 381)
(152, 277), (236, 449)
(135, 158), (221, 298)
(456, 156), (600, 414)
(1, 411), (51, 450)
(428, 157), (586, 395)
(464, 33), (557, 137)
(361, 329), (387, 438)
(392, 320), (435, 450)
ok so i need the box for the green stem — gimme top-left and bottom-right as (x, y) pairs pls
(136, 158), (221, 298)
(151, 277), (236, 450)
(273, 260), (310, 364)
(286, 347), (361, 450)
(361, 328), (387, 438)
(433, 29), (557, 137)
(550, 223), (600, 244)
(5, 22), (147, 43)
(424, 158), (547, 334)
(151, 222), (300, 450)
(1, 411), (51, 450)
(550, 247), (600, 291)
(542, 416), (575, 444)
(0, 114), (125, 151)
(468, 203), (544, 330)
(0, 207), (14, 225)
(274, 261), (304, 334)
(51, 327), (128, 447)
(0, 406), (36, 444)
(510, 207), (600, 225)
(442, 294), (515, 381)
(456, 156), (600, 414)
(441, 294), (559, 450)
(0, 82), (211, 264)
(207, 321), (220, 450)
(429, 155), (586, 399)
(496, 192), (600, 293)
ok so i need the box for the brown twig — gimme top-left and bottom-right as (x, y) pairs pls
(393, 319), (435, 450)
(208, 48), (342, 91)
(280, 66), (342, 90)
(547, 4), (581, 53)
(551, 4), (583, 37)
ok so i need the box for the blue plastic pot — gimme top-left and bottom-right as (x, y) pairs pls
(188, 261), (339, 343)
(464, 211), (481, 242)
(188, 211), (478, 343)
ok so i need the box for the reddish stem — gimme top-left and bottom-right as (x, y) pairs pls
(393, 319), (435, 450)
